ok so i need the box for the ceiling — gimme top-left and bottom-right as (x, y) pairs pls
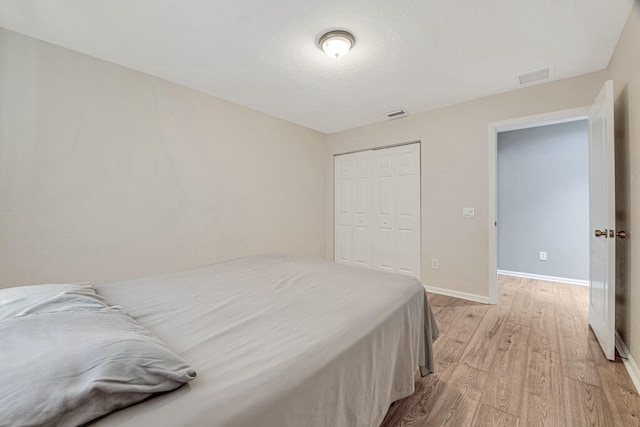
(0, 0), (634, 134)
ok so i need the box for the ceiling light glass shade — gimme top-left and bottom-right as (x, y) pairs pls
(319, 30), (355, 59)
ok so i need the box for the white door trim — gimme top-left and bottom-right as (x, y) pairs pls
(487, 106), (590, 304)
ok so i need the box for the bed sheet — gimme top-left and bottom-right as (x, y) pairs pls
(94, 254), (438, 427)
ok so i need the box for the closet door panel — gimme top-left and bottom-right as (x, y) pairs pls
(352, 153), (372, 267)
(395, 143), (421, 277)
(373, 150), (396, 272)
(334, 154), (354, 264)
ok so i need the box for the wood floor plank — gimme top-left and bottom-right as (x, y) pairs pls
(519, 350), (564, 426)
(432, 338), (467, 382)
(423, 382), (480, 427)
(561, 358), (603, 387)
(587, 331), (613, 368)
(446, 303), (488, 343)
(506, 278), (535, 326)
(529, 279), (561, 353)
(427, 293), (454, 314)
(434, 299), (473, 336)
(599, 356), (640, 395)
(380, 374), (446, 427)
(561, 376), (606, 427)
(471, 403), (520, 427)
(480, 321), (531, 416)
(555, 283), (593, 362)
(496, 276), (519, 311)
(448, 362), (488, 402)
(597, 364), (640, 426)
(381, 276), (640, 427)
(553, 281), (580, 316)
(569, 283), (590, 323)
(460, 310), (506, 372)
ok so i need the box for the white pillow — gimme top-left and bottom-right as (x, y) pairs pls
(0, 282), (104, 320)
(0, 283), (197, 426)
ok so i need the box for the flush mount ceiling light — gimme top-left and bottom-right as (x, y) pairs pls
(318, 30), (355, 59)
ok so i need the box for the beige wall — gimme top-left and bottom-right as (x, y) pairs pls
(0, 28), (327, 287)
(608, 2), (640, 370)
(327, 72), (607, 299)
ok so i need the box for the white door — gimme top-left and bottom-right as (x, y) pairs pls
(372, 148), (397, 272)
(372, 144), (421, 276)
(394, 144), (421, 276)
(334, 151), (372, 267)
(334, 153), (354, 265)
(352, 151), (372, 268)
(588, 80), (616, 361)
(334, 143), (421, 278)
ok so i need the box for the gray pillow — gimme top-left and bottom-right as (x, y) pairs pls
(0, 284), (197, 426)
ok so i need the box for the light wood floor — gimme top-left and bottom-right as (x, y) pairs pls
(381, 275), (640, 426)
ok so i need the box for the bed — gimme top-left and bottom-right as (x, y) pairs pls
(3, 254), (438, 426)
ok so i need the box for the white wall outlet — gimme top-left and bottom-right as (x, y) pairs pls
(431, 258), (439, 270)
(539, 251), (547, 261)
(462, 207), (475, 218)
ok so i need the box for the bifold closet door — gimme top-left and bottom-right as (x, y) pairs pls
(334, 143), (421, 278)
(334, 150), (372, 268)
(371, 144), (421, 277)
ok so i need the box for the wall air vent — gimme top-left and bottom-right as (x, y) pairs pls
(384, 109), (408, 119)
(518, 67), (551, 85)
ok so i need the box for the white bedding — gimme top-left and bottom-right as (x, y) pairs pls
(93, 254), (438, 427)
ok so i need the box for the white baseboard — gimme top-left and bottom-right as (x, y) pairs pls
(615, 332), (640, 394)
(497, 269), (589, 287)
(423, 285), (490, 304)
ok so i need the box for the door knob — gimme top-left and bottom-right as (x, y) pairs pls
(616, 230), (628, 239)
(594, 229), (608, 238)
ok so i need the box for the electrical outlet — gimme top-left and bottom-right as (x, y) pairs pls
(431, 258), (439, 270)
(462, 207), (475, 218)
(539, 251), (547, 261)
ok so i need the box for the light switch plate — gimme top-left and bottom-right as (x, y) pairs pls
(463, 207), (475, 218)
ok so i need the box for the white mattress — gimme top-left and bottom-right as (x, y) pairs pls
(93, 254), (438, 427)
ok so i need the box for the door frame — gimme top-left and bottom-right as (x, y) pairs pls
(487, 106), (590, 304)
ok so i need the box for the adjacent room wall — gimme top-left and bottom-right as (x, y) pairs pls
(607, 1), (640, 378)
(0, 28), (327, 287)
(327, 71), (606, 301)
(498, 121), (589, 281)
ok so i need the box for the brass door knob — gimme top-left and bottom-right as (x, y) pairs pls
(616, 230), (628, 239)
(595, 229), (608, 238)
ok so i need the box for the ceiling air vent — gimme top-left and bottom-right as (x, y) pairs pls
(518, 67), (551, 85)
(384, 109), (408, 119)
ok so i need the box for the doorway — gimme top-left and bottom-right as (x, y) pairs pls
(490, 82), (619, 362)
(488, 107), (590, 304)
(497, 120), (590, 286)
